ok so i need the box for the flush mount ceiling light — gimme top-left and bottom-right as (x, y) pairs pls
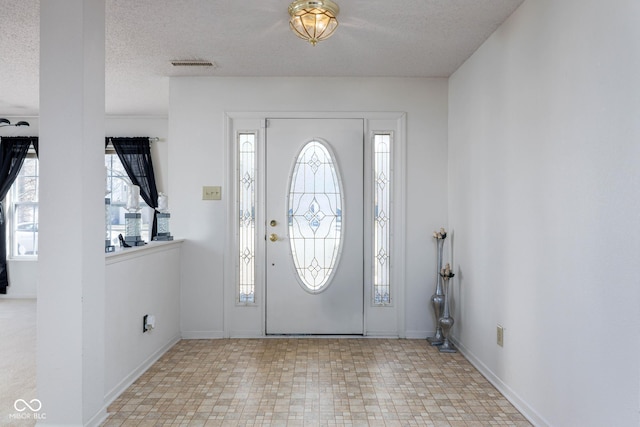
(288, 0), (339, 46)
(0, 118), (29, 127)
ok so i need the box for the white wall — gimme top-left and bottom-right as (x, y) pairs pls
(0, 116), (168, 299)
(169, 77), (449, 338)
(104, 241), (182, 405)
(448, 0), (640, 426)
(5, 260), (38, 298)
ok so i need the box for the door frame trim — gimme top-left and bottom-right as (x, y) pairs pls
(224, 111), (407, 338)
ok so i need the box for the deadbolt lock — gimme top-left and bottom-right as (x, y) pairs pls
(270, 220), (277, 227)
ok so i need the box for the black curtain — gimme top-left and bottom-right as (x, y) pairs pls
(0, 137), (36, 294)
(109, 137), (159, 239)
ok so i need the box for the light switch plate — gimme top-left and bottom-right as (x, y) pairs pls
(203, 186), (222, 200)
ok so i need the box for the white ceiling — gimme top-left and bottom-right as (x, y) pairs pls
(0, 0), (524, 116)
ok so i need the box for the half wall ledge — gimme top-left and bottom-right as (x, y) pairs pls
(106, 239), (184, 264)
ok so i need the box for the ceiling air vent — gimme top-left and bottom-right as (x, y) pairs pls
(170, 60), (216, 67)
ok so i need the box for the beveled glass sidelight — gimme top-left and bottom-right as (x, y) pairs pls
(238, 132), (256, 304)
(288, 140), (343, 292)
(373, 133), (391, 304)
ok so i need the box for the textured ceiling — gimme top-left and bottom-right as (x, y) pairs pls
(0, 0), (524, 116)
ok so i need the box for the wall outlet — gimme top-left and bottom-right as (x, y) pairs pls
(143, 314), (156, 332)
(202, 186), (222, 200)
(497, 325), (504, 347)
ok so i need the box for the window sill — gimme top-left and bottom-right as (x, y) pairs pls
(8, 256), (38, 262)
(106, 239), (184, 265)
(6, 240), (185, 264)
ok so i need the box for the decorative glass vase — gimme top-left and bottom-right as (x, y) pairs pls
(427, 237), (445, 345)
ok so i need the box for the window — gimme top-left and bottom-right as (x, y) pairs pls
(105, 153), (151, 246)
(373, 133), (391, 304)
(7, 151), (151, 257)
(238, 132), (256, 303)
(10, 156), (39, 257)
(288, 140), (343, 292)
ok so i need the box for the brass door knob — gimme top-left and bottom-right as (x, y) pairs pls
(269, 233), (278, 242)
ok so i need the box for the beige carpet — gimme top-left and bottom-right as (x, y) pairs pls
(0, 299), (36, 427)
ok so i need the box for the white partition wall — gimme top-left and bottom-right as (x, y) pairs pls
(104, 242), (183, 405)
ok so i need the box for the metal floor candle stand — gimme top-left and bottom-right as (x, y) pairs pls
(438, 267), (456, 353)
(427, 229), (446, 346)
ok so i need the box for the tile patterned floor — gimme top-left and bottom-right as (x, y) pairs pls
(102, 339), (531, 427)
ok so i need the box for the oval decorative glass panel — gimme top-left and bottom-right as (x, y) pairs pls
(288, 140), (343, 292)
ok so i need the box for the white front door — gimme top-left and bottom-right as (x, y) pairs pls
(265, 118), (364, 334)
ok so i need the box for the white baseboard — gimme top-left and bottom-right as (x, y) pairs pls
(451, 336), (550, 427)
(181, 330), (225, 339)
(405, 330), (431, 339)
(364, 330), (400, 338)
(0, 294), (37, 299)
(103, 334), (181, 406)
(229, 330), (264, 338)
(85, 408), (108, 427)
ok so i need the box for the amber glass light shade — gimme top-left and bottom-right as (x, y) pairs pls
(288, 0), (339, 46)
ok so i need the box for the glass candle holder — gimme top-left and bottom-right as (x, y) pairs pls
(154, 212), (173, 241)
(105, 198), (111, 240)
(125, 212), (142, 239)
(105, 197), (115, 252)
(157, 213), (170, 235)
